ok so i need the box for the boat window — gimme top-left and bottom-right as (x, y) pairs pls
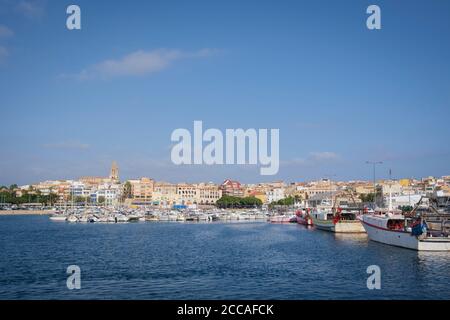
(387, 219), (404, 230)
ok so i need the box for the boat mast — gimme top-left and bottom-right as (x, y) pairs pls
(388, 169), (393, 212)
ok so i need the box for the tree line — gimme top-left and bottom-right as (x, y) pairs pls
(0, 190), (59, 205)
(216, 195), (263, 208)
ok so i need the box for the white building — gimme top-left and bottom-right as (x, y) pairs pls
(92, 183), (121, 205)
(387, 194), (424, 208)
(267, 188), (285, 203)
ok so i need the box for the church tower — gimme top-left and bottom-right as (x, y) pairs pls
(110, 161), (119, 182)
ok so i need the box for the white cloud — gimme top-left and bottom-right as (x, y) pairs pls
(42, 141), (90, 150)
(16, 0), (45, 19)
(0, 25), (14, 38)
(65, 48), (219, 80)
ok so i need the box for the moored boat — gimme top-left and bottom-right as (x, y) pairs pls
(311, 207), (365, 233)
(296, 209), (313, 226)
(269, 215), (296, 223)
(67, 215), (78, 223)
(361, 212), (450, 251)
(49, 214), (67, 221)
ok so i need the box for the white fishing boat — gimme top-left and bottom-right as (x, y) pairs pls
(159, 214), (170, 221)
(238, 213), (251, 220)
(67, 215), (78, 223)
(78, 215), (89, 223)
(49, 214), (67, 221)
(115, 214), (129, 223)
(197, 214), (208, 221)
(145, 215), (159, 222)
(127, 214), (141, 222)
(362, 194), (450, 251)
(361, 212), (450, 251)
(310, 207), (365, 233)
(97, 216), (109, 223)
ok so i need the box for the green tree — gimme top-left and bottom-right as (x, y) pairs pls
(216, 195), (262, 208)
(400, 205), (413, 213)
(122, 181), (132, 200)
(48, 193), (59, 206)
(359, 193), (375, 203)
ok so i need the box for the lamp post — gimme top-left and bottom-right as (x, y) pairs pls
(366, 161), (383, 208)
(324, 174), (337, 207)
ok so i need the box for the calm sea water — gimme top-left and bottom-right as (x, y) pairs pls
(0, 215), (449, 300)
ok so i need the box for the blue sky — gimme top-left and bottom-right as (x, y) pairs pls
(1, 0), (449, 185)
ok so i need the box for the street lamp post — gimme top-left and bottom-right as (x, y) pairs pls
(366, 161), (383, 208)
(324, 174), (337, 207)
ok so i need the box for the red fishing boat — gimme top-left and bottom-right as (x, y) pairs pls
(296, 209), (313, 226)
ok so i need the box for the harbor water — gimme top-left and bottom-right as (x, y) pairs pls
(0, 215), (449, 299)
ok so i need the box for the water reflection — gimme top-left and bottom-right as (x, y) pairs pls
(334, 233), (368, 243)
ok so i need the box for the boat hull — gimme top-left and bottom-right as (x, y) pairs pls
(49, 216), (67, 221)
(270, 216), (294, 223)
(296, 216), (313, 226)
(362, 220), (450, 251)
(312, 218), (365, 233)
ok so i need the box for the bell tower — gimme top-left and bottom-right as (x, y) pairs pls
(110, 161), (119, 182)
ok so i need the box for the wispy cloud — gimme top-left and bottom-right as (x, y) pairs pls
(282, 152), (340, 167)
(16, 0), (46, 19)
(0, 46), (8, 62)
(42, 141), (90, 150)
(0, 25), (14, 38)
(63, 48), (219, 80)
(309, 151), (339, 161)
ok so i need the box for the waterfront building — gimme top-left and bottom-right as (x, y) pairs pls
(128, 177), (154, 204)
(443, 176), (450, 186)
(32, 180), (64, 196)
(196, 183), (222, 205)
(248, 191), (267, 204)
(386, 194), (424, 207)
(399, 178), (412, 187)
(68, 181), (87, 198)
(304, 179), (338, 198)
(153, 182), (178, 207)
(93, 183), (121, 206)
(220, 179), (244, 197)
(79, 176), (105, 185)
(177, 183), (198, 205)
(378, 181), (404, 196)
(266, 187), (285, 203)
(354, 183), (374, 195)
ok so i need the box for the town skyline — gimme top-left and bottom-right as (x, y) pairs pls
(2, 160), (448, 210)
(3, 160), (449, 188)
(1, 1), (450, 185)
